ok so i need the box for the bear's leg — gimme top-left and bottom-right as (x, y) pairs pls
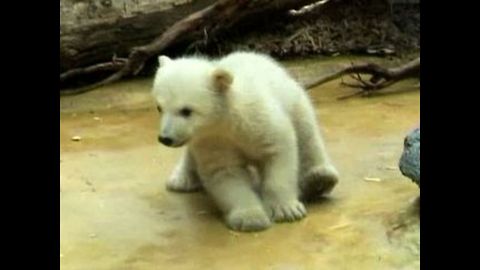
(166, 148), (202, 192)
(202, 166), (271, 232)
(293, 97), (339, 201)
(261, 132), (307, 222)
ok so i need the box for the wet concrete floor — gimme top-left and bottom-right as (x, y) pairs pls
(60, 56), (420, 270)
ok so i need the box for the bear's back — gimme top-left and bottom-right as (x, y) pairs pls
(216, 52), (303, 108)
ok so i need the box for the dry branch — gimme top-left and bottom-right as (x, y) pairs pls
(289, 0), (331, 16)
(60, 58), (128, 83)
(304, 57), (420, 94)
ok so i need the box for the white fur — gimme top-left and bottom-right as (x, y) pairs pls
(152, 52), (339, 232)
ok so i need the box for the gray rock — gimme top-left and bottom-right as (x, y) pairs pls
(399, 127), (420, 187)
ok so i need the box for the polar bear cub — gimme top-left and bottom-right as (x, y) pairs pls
(152, 51), (339, 232)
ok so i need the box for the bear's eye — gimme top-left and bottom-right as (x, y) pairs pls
(179, 107), (192, 117)
(156, 106), (162, 113)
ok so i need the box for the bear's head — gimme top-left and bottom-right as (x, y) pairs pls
(151, 55), (233, 147)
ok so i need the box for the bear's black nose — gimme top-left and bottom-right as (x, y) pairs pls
(158, 136), (173, 146)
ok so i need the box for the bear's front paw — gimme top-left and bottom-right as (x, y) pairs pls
(265, 199), (307, 222)
(166, 173), (201, 193)
(226, 207), (272, 232)
(301, 164), (339, 201)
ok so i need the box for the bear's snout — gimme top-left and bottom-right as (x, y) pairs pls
(158, 136), (174, 146)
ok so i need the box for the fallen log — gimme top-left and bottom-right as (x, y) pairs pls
(60, 0), (321, 95)
(60, 0), (217, 73)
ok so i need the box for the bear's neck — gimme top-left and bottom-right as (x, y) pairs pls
(192, 110), (263, 149)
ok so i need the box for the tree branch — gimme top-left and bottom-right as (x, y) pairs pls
(304, 57), (420, 92)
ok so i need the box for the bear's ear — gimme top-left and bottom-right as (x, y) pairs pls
(212, 69), (233, 93)
(158, 55), (172, 67)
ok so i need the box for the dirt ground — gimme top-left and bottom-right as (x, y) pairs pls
(60, 56), (420, 270)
